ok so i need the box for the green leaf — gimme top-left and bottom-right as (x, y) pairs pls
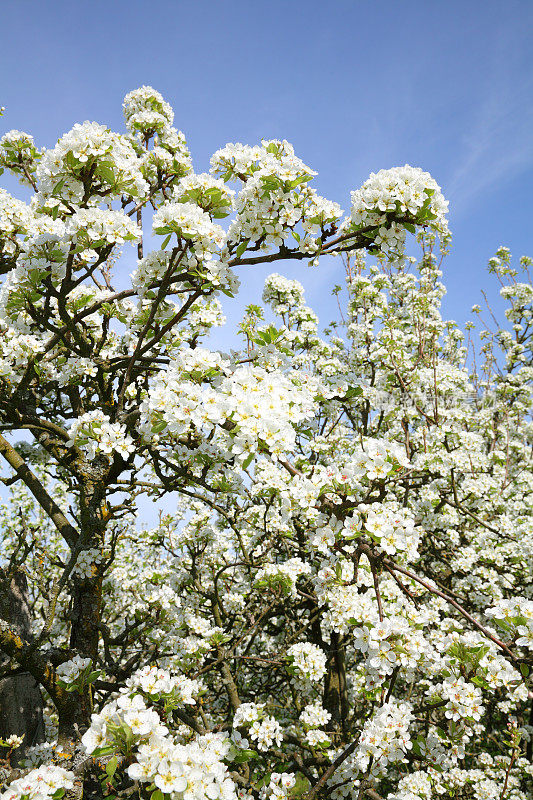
(255, 773), (272, 790)
(288, 175), (313, 189)
(99, 165), (116, 185)
(290, 773), (311, 797)
(242, 452), (255, 470)
(403, 222), (416, 234)
(411, 740), (422, 757)
(151, 791), (164, 800)
(161, 233), (172, 250)
(92, 744), (118, 757)
(265, 324), (279, 342)
(520, 663), (529, 678)
(233, 749), (258, 763)
(299, 427), (314, 438)
(106, 755), (119, 779)
(235, 240), (249, 259)
(344, 386), (362, 399)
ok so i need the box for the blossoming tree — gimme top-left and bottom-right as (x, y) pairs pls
(0, 88), (531, 800)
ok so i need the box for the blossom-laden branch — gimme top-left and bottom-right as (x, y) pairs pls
(0, 87), (531, 800)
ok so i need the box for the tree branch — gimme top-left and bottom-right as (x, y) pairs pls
(0, 434), (78, 547)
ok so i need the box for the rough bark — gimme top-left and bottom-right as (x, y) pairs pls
(0, 570), (45, 764)
(323, 632), (349, 738)
(59, 471), (108, 738)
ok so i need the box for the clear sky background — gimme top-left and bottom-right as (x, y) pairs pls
(1, 0), (532, 337)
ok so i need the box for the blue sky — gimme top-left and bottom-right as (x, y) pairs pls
(1, 0), (532, 335)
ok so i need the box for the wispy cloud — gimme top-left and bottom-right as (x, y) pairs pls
(446, 31), (533, 215)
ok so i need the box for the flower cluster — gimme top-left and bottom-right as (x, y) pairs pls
(299, 701), (332, 747)
(0, 765), (75, 800)
(55, 654), (92, 684)
(152, 201), (225, 251)
(210, 142), (269, 181)
(255, 558), (311, 598)
(387, 771), (433, 800)
(0, 322), (44, 377)
(233, 704), (283, 752)
(72, 547), (102, 579)
(126, 664), (203, 705)
(140, 129), (192, 185)
(233, 702), (265, 727)
(352, 617), (409, 681)
(81, 691), (168, 754)
(66, 410), (135, 460)
(486, 598), (533, 650)
(300, 701), (331, 729)
(0, 187), (33, 256)
(0, 129), (38, 159)
(309, 438), (409, 505)
(83, 681), (236, 800)
(259, 773), (296, 800)
(65, 207), (140, 259)
(0, 734), (25, 749)
(233, 703), (283, 751)
(36, 121), (148, 206)
(141, 361), (317, 459)
(128, 732), (236, 800)
(345, 165), (449, 253)
(131, 248), (174, 295)
(212, 139), (342, 259)
(287, 642), (327, 681)
(123, 85), (174, 136)
(249, 718), (283, 752)
(355, 700), (414, 774)
(173, 173), (235, 218)
(364, 505), (419, 557)
(437, 677), (484, 723)
(0, 129), (41, 186)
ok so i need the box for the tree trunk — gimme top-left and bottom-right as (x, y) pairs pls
(0, 570), (45, 764)
(58, 474), (107, 738)
(323, 632), (349, 738)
